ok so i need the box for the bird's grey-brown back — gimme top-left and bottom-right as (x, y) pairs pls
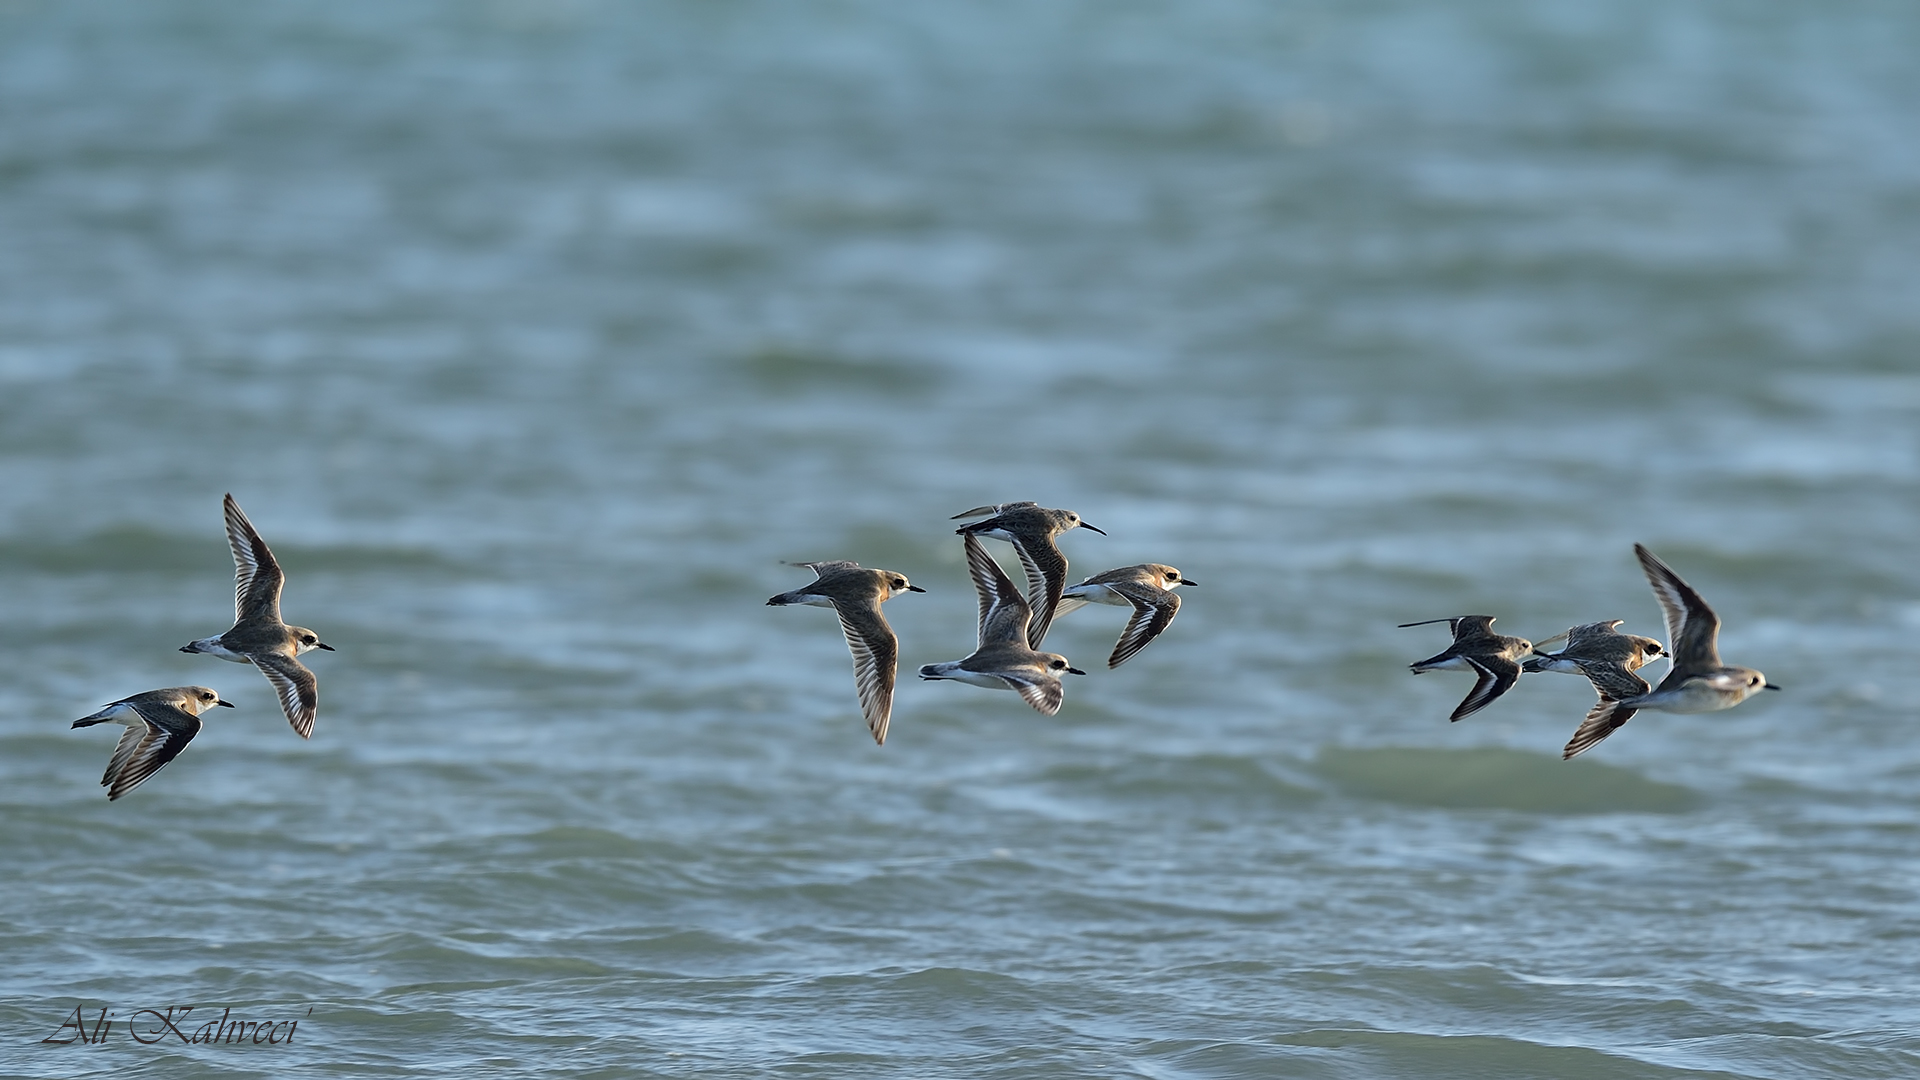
(1523, 619), (1665, 675)
(767, 560), (923, 745)
(1059, 563), (1194, 595)
(1402, 616), (1529, 657)
(72, 685), (231, 724)
(951, 501), (1097, 536)
(180, 494), (333, 738)
(769, 561), (895, 607)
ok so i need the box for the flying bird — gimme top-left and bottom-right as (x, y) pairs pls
(71, 686), (234, 801)
(919, 533), (1087, 716)
(180, 494), (334, 738)
(767, 560), (924, 745)
(1524, 619), (1664, 678)
(1401, 615), (1533, 721)
(1052, 563), (1196, 668)
(1561, 545), (1778, 759)
(951, 501), (1104, 648)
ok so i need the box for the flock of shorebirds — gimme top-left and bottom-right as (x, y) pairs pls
(1400, 542), (1778, 759)
(70, 494), (332, 799)
(770, 502), (1779, 760)
(768, 501), (1195, 744)
(69, 496), (1778, 799)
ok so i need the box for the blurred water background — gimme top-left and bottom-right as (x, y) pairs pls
(2, 1), (1919, 1077)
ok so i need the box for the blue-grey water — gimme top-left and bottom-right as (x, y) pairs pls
(3, 2), (1919, 1077)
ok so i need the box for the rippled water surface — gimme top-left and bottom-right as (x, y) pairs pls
(3, 2), (1920, 1077)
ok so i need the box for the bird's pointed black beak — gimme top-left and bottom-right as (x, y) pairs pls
(908, 585), (926, 592)
(1077, 523), (1106, 535)
(179, 644), (195, 653)
(1764, 683), (1782, 691)
(317, 642), (336, 651)
(1066, 666), (1087, 676)
(216, 699), (236, 708)
(1180, 579), (1198, 587)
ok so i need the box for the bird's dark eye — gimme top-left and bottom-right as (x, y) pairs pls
(304, 635), (316, 644)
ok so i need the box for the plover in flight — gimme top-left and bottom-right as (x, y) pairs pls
(1052, 563), (1196, 668)
(767, 560), (924, 745)
(1561, 544), (1779, 759)
(1401, 615), (1533, 721)
(1524, 619), (1664, 677)
(919, 533), (1086, 716)
(180, 494), (334, 738)
(71, 686), (234, 801)
(951, 501), (1104, 648)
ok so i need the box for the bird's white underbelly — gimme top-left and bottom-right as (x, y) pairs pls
(921, 662), (1014, 690)
(1059, 584), (1127, 607)
(1637, 680), (1748, 713)
(95, 702), (144, 725)
(189, 637), (256, 663)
